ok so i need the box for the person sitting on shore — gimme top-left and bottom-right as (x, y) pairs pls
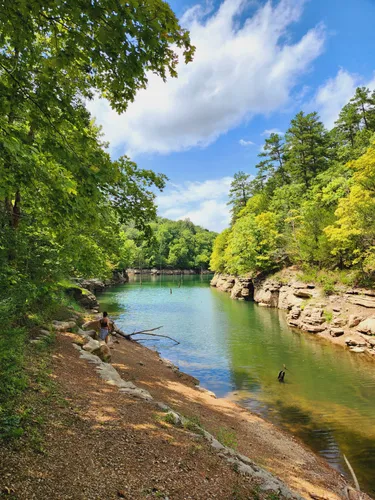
(99, 311), (111, 344)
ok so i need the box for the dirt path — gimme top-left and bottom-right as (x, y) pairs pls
(0, 331), (363, 500)
(0, 334), (290, 500)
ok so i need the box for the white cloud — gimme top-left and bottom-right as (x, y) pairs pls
(157, 177), (233, 231)
(87, 0), (325, 156)
(261, 128), (284, 136)
(312, 68), (375, 129)
(239, 139), (255, 146)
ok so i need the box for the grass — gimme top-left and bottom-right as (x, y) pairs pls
(323, 310), (333, 323)
(217, 426), (238, 449)
(183, 415), (204, 435)
(164, 412), (178, 425)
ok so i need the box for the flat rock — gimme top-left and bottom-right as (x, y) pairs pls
(293, 289), (312, 299)
(356, 316), (375, 335)
(349, 347), (366, 353)
(332, 317), (347, 327)
(330, 328), (345, 337)
(301, 324), (327, 333)
(82, 338), (101, 352)
(347, 295), (375, 308)
(52, 320), (76, 332)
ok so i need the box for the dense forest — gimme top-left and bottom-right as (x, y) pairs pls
(123, 218), (217, 270)
(210, 87), (375, 286)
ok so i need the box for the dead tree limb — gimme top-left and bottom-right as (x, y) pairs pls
(113, 324), (180, 345)
(129, 326), (163, 336)
(344, 454), (361, 493)
(131, 331), (180, 345)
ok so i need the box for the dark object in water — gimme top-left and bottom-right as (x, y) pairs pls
(278, 370), (285, 382)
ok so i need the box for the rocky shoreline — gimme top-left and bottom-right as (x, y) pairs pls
(39, 303), (363, 499)
(211, 270), (375, 358)
(38, 278), (367, 498)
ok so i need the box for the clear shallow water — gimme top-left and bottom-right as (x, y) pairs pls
(99, 275), (375, 495)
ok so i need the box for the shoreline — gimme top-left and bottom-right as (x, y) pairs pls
(211, 269), (375, 360)
(29, 279), (368, 498)
(71, 308), (359, 499)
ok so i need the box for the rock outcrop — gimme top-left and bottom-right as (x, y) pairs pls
(211, 270), (375, 359)
(210, 275), (253, 301)
(65, 286), (99, 310)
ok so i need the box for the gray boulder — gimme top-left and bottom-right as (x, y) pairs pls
(52, 320), (76, 332)
(82, 338), (101, 352)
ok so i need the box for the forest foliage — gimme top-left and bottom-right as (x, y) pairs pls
(210, 87), (375, 284)
(122, 218), (217, 270)
(0, 0), (194, 319)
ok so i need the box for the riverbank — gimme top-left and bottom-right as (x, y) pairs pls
(211, 268), (375, 359)
(0, 297), (366, 500)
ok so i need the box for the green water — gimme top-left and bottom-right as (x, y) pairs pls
(99, 275), (375, 495)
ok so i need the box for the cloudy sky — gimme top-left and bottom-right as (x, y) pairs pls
(88, 0), (375, 232)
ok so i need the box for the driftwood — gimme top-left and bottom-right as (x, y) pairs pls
(135, 338), (161, 342)
(128, 326), (163, 336)
(344, 454), (361, 494)
(114, 325), (180, 345)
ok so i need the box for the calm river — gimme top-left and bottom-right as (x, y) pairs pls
(99, 274), (375, 495)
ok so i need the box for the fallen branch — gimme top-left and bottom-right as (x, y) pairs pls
(129, 326), (163, 336)
(131, 331), (180, 345)
(344, 454), (361, 494)
(113, 324), (180, 345)
(135, 338), (161, 342)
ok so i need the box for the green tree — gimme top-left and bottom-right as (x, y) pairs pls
(210, 229), (230, 273)
(284, 111), (331, 188)
(325, 141), (375, 273)
(223, 212), (281, 275)
(228, 171), (253, 221)
(256, 133), (288, 189)
(0, 0), (195, 313)
(350, 87), (375, 131)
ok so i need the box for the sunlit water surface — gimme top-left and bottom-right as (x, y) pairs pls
(98, 275), (375, 495)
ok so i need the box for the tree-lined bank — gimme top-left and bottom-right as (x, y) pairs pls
(211, 87), (375, 284)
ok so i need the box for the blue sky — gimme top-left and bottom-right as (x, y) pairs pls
(88, 0), (375, 232)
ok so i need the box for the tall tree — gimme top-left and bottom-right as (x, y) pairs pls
(228, 171), (252, 221)
(335, 102), (361, 148)
(350, 87), (375, 131)
(255, 133), (289, 190)
(284, 111), (331, 188)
